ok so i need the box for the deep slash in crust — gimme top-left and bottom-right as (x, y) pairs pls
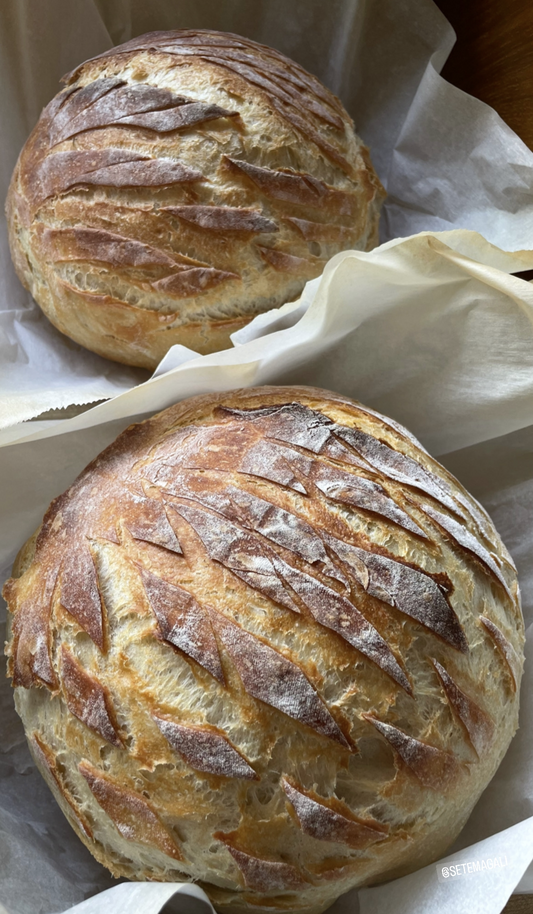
(209, 609), (350, 748)
(220, 403), (466, 522)
(234, 436), (308, 494)
(422, 505), (514, 601)
(153, 267), (239, 297)
(222, 843), (305, 891)
(125, 497), (183, 554)
(139, 565), (224, 682)
(7, 565), (59, 689)
(30, 149), (203, 214)
(60, 544), (105, 650)
(162, 205), (278, 234)
(153, 713), (257, 779)
(310, 462), (426, 537)
(431, 659), (494, 757)
(61, 646), (123, 747)
(335, 425), (462, 516)
(271, 556), (412, 694)
(42, 227), (179, 268)
(168, 501), (301, 614)
(31, 733), (93, 838)
(79, 759), (182, 859)
(217, 402), (335, 451)
(225, 158), (355, 211)
(48, 79), (237, 145)
(326, 535), (468, 653)
(223, 485), (346, 586)
(281, 777), (389, 849)
(479, 615), (522, 691)
(257, 246), (314, 274)
(363, 715), (461, 792)
(170, 479), (413, 692)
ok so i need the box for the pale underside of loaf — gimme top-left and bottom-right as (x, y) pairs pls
(7, 32), (384, 368)
(4, 386), (524, 914)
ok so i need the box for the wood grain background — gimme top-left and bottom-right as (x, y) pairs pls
(435, 0), (533, 149)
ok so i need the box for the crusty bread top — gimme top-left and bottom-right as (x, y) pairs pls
(63, 30), (358, 176)
(3, 387), (524, 912)
(7, 31), (384, 368)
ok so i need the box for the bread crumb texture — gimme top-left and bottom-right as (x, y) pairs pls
(3, 386), (524, 914)
(6, 31), (385, 368)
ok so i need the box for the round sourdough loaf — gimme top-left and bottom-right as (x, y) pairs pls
(6, 31), (384, 369)
(4, 387), (524, 914)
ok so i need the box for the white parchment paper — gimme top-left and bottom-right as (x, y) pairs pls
(2, 1), (533, 914)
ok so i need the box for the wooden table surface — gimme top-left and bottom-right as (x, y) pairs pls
(432, 3), (533, 910)
(503, 900), (533, 914)
(434, 0), (533, 150)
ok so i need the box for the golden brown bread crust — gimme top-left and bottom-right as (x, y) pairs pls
(6, 32), (384, 369)
(3, 385), (524, 913)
